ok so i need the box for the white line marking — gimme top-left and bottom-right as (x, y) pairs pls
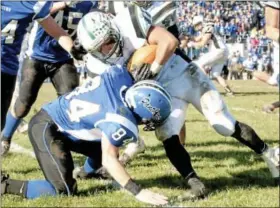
(231, 107), (279, 116)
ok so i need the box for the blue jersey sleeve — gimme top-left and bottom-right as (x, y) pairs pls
(98, 122), (138, 147)
(32, 1), (52, 22)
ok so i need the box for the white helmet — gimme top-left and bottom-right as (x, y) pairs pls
(77, 11), (122, 63)
(192, 15), (204, 26)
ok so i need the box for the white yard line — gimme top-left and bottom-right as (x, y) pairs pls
(231, 107), (279, 116)
(9, 142), (36, 158)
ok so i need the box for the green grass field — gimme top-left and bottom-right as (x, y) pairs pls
(1, 80), (279, 207)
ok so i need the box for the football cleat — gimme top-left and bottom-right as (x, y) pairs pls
(178, 177), (208, 201)
(1, 172), (9, 195)
(73, 166), (111, 180)
(1, 140), (11, 156)
(262, 147), (280, 179)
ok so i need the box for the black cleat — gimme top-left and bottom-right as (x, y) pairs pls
(1, 172), (9, 195)
(178, 177), (208, 202)
(73, 166), (111, 180)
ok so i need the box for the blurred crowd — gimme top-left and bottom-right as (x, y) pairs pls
(176, 0), (276, 80)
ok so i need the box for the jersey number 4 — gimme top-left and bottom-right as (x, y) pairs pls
(67, 99), (100, 122)
(2, 20), (18, 44)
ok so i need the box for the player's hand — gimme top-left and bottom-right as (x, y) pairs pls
(130, 63), (155, 82)
(70, 39), (87, 61)
(135, 189), (168, 206)
(187, 41), (195, 48)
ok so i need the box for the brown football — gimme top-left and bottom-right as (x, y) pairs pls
(127, 45), (157, 72)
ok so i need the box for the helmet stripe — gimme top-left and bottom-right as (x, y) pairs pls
(133, 81), (171, 101)
(82, 17), (96, 41)
(133, 86), (172, 107)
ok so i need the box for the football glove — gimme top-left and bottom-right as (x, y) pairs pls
(130, 63), (157, 82)
(70, 39), (87, 61)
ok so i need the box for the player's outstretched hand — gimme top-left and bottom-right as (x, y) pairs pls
(135, 189), (168, 206)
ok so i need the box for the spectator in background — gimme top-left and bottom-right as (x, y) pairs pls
(243, 55), (257, 79)
(228, 52), (244, 80)
(262, 52), (272, 74)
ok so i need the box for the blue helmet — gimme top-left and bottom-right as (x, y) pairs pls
(125, 80), (172, 131)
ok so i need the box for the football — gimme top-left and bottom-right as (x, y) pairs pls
(127, 45), (157, 72)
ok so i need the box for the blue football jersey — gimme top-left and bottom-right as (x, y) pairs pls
(43, 66), (138, 147)
(1, 1), (52, 75)
(28, 1), (98, 63)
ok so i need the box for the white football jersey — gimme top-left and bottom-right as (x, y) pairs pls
(86, 4), (151, 74)
(105, 1), (177, 28)
(147, 1), (177, 28)
(202, 22), (227, 51)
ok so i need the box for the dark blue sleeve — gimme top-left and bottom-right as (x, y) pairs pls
(32, 1), (52, 22)
(98, 122), (138, 147)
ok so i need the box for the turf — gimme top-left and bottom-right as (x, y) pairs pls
(1, 80), (279, 207)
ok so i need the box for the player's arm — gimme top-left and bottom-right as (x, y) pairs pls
(101, 133), (131, 186)
(146, 26), (179, 74)
(101, 133), (168, 206)
(50, 2), (67, 14)
(39, 16), (73, 53)
(264, 6), (279, 42)
(192, 34), (203, 42)
(179, 34), (189, 48)
(190, 33), (211, 49)
(39, 16), (84, 60)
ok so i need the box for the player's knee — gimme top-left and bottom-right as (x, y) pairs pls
(201, 90), (236, 136)
(56, 81), (78, 96)
(212, 121), (235, 136)
(14, 97), (34, 118)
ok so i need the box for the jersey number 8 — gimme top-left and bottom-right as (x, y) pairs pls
(112, 128), (127, 141)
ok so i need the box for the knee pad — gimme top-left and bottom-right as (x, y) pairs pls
(200, 90), (236, 136)
(155, 98), (187, 142)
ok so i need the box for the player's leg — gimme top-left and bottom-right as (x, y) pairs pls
(1, 58), (47, 155)
(50, 59), (79, 96)
(70, 140), (109, 179)
(188, 66), (279, 181)
(1, 110), (77, 198)
(1, 72), (16, 130)
(196, 49), (227, 69)
(212, 63), (234, 95)
(155, 98), (208, 199)
(1, 65), (23, 155)
(179, 123), (186, 145)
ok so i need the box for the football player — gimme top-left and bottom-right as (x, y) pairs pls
(1, 1), (97, 155)
(187, 15), (234, 96)
(253, 1), (279, 87)
(1, 1), (81, 133)
(77, 10), (279, 199)
(1, 66), (171, 206)
(253, 1), (279, 113)
(103, 1), (188, 146)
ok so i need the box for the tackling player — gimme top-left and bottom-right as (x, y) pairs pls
(1, 66), (172, 206)
(188, 15), (234, 96)
(1, 1), (97, 155)
(1, 1), (81, 133)
(103, 1), (188, 146)
(77, 10), (279, 199)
